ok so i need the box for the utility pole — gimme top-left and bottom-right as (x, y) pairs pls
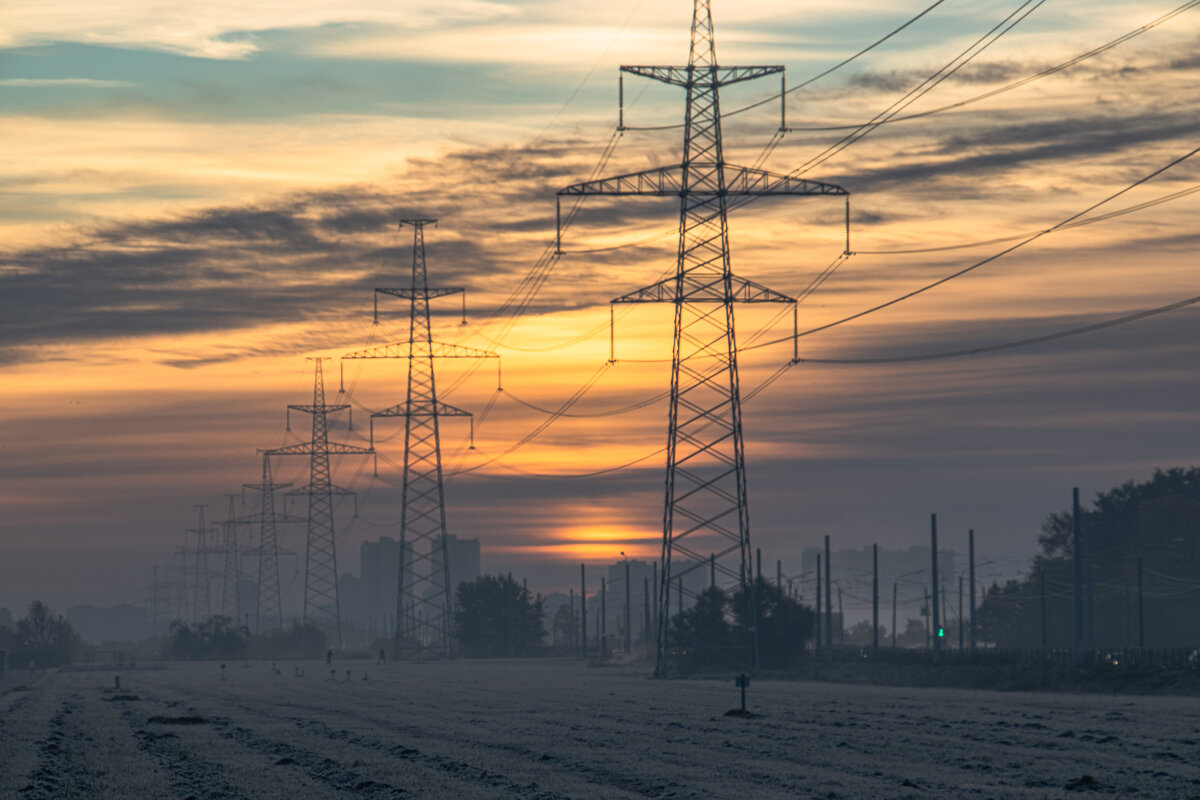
(266, 358), (372, 650)
(1137, 556), (1145, 647)
(601, 577), (608, 658)
(643, 576), (651, 646)
(891, 581), (898, 650)
(837, 584), (843, 645)
(872, 544), (879, 655)
(625, 558), (632, 653)
(1040, 569), (1048, 651)
(1073, 487), (1084, 664)
(931, 514), (941, 663)
(344, 219), (496, 660)
(776, 559), (782, 589)
(815, 554), (822, 658)
(968, 528), (976, 653)
(824, 535), (832, 659)
(958, 574), (964, 651)
(558, 0), (847, 678)
(580, 564), (588, 657)
(1085, 509), (1095, 650)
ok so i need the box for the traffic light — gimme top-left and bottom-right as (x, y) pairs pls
(937, 627), (945, 638)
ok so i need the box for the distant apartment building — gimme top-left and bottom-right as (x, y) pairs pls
(67, 604), (150, 644)
(355, 534), (481, 636)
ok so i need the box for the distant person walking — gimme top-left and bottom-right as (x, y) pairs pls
(377, 649), (386, 665)
(325, 649), (333, 666)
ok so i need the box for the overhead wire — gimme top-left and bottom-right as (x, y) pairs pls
(784, 0), (1200, 133)
(622, 0), (954, 132)
(767, 142), (1200, 346)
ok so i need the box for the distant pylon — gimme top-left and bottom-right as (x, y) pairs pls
(243, 453), (303, 634)
(266, 358), (373, 648)
(220, 494), (242, 621)
(557, 0), (848, 676)
(344, 219), (497, 659)
(187, 504), (211, 623)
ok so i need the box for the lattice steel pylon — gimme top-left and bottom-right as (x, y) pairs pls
(243, 453), (300, 634)
(266, 358), (373, 649)
(220, 494), (242, 621)
(344, 219), (497, 659)
(187, 505), (211, 624)
(556, 0), (848, 676)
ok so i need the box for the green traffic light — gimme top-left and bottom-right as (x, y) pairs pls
(937, 627), (945, 638)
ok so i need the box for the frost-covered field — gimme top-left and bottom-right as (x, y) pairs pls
(2, 659), (1199, 799)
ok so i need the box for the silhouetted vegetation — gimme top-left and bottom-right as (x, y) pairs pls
(454, 574), (545, 657)
(0, 601), (82, 667)
(245, 621), (328, 661)
(669, 578), (814, 673)
(979, 468), (1200, 648)
(166, 616), (247, 660)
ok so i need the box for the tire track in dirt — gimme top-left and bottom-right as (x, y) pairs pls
(163, 683), (577, 800)
(18, 695), (73, 799)
(116, 702), (245, 800)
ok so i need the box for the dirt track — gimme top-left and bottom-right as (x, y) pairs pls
(2, 659), (1198, 798)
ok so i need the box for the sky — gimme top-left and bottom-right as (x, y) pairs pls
(2, 0), (1199, 620)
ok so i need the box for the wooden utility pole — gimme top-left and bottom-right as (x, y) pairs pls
(892, 581), (898, 649)
(816, 554), (822, 657)
(1073, 487), (1084, 664)
(580, 564), (588, 657)
(958, 574), (964, 650)
(931, 514), (941, 663)
(968, 529), (976, 652)
(601, 577), (607, 658)
(1040, 569), (1048, 650)
(872, 544), (879, 655)
(1137, 556), (1145, 647)
(824, 536), (832, 662)
(624, 559), (632, 653)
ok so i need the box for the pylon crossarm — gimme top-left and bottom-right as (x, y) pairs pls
(288, 402), (350, 413)
(612, 270), (794, 303)
(372, 400), (473, 418)
(227, 512), (306, 525)
(721, 165), (847, 196)
(342, 341), (497, 360)
(266, 441), (373, 457)
(376, 287), (463, 300)
(620, 64), (782, 87)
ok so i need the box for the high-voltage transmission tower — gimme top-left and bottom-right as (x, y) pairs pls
(266, 358), (373, 649)
(556, 0), (847, 676)
(186, 504), (211, 623)
(220, 494), (243, 621)
(344, 219), (497, 659)
(243, 453), (304, 633)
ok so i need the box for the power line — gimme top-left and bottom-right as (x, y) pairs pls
(783, 142), (1200, 343)
(622, 0), (953, 132)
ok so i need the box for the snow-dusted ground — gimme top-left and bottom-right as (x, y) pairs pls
(2, 658), (1198, 798)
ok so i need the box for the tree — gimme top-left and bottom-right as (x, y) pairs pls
(670, 586), (734, 672)
(978, 468), (1200, 648)
(666, 580), (814, 673)
(166, 616), (247, 660)
(15, 601), (80, 666)
(733, 578), (814, 670)
(454, 574), (545, 657)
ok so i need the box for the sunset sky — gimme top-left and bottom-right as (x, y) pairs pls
(2, 0), (1198, 618)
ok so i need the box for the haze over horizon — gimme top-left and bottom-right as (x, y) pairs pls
(2, 0), (1199, 615)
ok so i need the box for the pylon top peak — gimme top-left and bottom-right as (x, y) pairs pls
(399, 219), (437, 229)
